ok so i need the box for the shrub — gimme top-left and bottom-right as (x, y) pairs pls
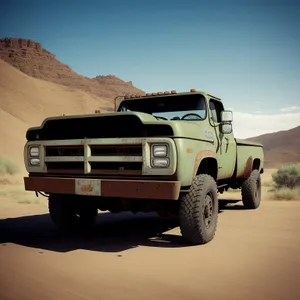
(272, 164), (300, 189)
(0, 156), (20, 175)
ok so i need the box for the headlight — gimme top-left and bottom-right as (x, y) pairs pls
(151, 143), (170, 168)
(152, 144), (168, 157)
(30, 158), (40, 166)
(29, 146), (40, 157)
(152, 158), (169, 168)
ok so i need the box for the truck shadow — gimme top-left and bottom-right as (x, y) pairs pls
(0, 212), (185, 253)
(0, 200), (244, 253)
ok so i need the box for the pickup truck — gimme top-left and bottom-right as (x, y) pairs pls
(23, 89), (264, 245)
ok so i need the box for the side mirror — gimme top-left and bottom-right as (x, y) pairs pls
(221, 110), (233, 123)
(220, 123), (233, 134)
(220, 110), (233, 134)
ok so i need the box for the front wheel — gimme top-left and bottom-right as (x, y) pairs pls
(48, 194), (98, 232)
(179, 174), (219, 245)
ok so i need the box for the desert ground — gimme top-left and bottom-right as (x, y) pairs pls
(0, 169), (299, 300)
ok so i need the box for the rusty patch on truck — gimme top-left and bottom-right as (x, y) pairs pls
(24, 177), (75, 194)
(241, 156), (253, 178)
(101, 180), (181, 200)
(193, 150), (216, 178)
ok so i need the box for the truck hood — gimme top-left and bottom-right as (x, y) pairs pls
(26, 111), (211, 142)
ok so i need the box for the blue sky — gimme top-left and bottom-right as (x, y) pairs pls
(1, 0), (300, 137)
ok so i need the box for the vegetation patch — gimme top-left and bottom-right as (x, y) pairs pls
(0, 156), (19, 176)
(270, 164), (300, 200)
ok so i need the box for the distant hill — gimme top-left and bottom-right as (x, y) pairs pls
(246, 126), (300, 168)
(0, 37), (144, 103)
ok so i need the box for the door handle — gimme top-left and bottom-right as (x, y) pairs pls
(225, 137), (229, 153)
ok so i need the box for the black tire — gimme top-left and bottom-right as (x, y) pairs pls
(179, 174), (218, 245)
(48, 194), (98, 232)
(241, 169), (262, 209)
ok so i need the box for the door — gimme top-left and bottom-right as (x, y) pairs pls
(208, 99), (237, 180)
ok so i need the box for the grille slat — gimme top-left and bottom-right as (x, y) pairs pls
(90, 145), (142, 156)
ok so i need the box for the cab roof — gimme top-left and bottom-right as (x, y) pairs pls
(121, 89), (222, 102)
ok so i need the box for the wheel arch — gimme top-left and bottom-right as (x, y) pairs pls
(194, 150), (218, 181)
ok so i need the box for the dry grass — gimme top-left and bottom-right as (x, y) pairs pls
(227, 188), (241, 193)
(271, 187), (300, 200)
(0, 185), (45, 207)
(0, 156), (21, 188)
(0, 156), (19, 176)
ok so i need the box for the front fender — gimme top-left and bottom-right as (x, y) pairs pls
(173, 138), (216, 186)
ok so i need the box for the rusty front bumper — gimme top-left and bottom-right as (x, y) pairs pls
(24, 177), (181, 200)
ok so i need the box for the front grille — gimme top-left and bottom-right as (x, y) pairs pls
(44, 144), (143, 175)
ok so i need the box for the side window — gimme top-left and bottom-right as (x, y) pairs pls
(209, 99), (224, 123)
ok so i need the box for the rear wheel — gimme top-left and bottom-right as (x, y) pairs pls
(179, 174), (218, 245)
(48, 194), (98, 232)
(241, 169), (262, 209)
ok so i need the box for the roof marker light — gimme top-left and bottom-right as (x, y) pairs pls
(171, 90), (177, 94)
(190, 88), (196, 92)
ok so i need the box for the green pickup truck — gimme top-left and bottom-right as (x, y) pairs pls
(23, 89), (264, 245)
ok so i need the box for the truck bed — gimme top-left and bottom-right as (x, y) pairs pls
(235, 138), (264, 178)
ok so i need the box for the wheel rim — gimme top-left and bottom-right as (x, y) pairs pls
(203, 192), (214, 229)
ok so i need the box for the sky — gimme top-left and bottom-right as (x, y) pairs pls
(1, 0), (300, 138)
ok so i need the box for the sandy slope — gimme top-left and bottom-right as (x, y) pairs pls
(0, 172), (299, 300)
(0, 59), (112, 167)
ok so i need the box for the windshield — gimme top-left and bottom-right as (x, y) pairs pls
(118, 94), (207, 121)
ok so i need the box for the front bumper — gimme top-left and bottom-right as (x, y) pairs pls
(24, 177), (181, 200)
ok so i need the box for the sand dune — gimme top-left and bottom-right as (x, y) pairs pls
(0, 59), (113, 166)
